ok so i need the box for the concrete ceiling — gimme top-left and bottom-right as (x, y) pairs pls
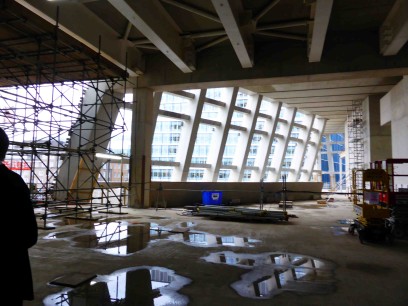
(2, 0), (408, 134)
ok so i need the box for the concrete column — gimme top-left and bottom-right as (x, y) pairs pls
(205, 87), (237, 181)
(55, 81), (123, 202)
(288, 114), (315, 181)
(380, 76), (408, 186)
(380, 76), (408, 158)
(129, 87), (154, 208)
(151, 92), (163, 140)
(269, 107), (297, 181)
(326, 136), (336, 190)
(253, 100), (281, 181)
(175, 89), (206, 181)
(230, 94), (262, 181)
(300, 118), (326, 181)
(362, 95), (392, 165)
(344, 119), (352, 192)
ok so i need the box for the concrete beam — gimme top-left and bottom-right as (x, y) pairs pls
(275, 95), (375, 104)
(108, 0), (195, 73)
(245, 77), (401, 92)
(289, 103), (354, 109)
(284, 101), (354, 108)
(211, 0), (254, 68)
(139, 30), (408, 90)
(16, 0), (144, 76)
(307, 0), (333, 62)
(261, 85), (395, 99)
(161, 0), (221, 23)
(308, 110), (348, 115)
(380, 0), (408, 56)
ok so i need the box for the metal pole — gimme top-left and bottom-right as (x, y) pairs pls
(282, 175), (287, 213)
(260, 178), (264, 210)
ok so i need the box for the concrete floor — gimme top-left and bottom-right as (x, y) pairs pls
(26, 195), (408, 306)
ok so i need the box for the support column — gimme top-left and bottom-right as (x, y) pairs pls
(253, 100), (281, 181)
(381, 78), (408, 158)
(174, 89), (206, 181)
(129, 87), (154, 208)
(205, 87), (238, 182)
(380, 76), (408, 186)
(288, 114), (315, 181)
(55, 81), (123, 202)
(300, 118), (326, 181)
(231, 93), (262, 181)
(270, 107), (297, 181)
(362, 94), (392, 164)
(326, 135), (336, 190)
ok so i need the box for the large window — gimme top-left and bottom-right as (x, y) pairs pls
(320, 133), (345, 191)
(152, 88), (325, 182)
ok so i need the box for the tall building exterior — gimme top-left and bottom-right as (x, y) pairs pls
(320, 134), (346, 191)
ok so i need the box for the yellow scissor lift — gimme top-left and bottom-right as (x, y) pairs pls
(348, 168), (393, 244)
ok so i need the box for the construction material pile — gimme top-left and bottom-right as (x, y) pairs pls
(185, 205), (289, 223)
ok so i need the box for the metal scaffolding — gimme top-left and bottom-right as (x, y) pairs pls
(347, 100), (364, 199)
(0, 6), (130, 228)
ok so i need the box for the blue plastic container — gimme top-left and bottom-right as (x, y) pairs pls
(202, 191), (223, 205)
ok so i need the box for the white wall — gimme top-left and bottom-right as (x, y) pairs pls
(380, 76), (408, 158)
(380, 76), (408, 187)
(362, 95), (392, 165)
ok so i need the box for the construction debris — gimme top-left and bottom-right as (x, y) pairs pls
(184, 205), (290, 223)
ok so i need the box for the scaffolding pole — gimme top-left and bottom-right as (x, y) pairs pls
(0, 9), (130, 228)
(347, 100), (364, 202)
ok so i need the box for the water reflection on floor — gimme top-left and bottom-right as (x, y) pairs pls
(43, 221), (166, 255)
(43, 266), (191, 306)
(202, 251), (336, 299)
(43, 231), (85, 239)
(40, 218), (337, 302)
(167, 231), (260, 247)
(42, 220), (259, 255)
(331, 226), (349, 236)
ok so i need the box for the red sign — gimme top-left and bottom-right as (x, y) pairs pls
(3, 160), (31, 170)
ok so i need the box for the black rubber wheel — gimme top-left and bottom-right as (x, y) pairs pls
(358, 230), (365, 244)
(348, 224), (355, 235)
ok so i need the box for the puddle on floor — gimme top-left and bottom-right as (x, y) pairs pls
(43, 266), (191, 306)
(43, 220), (258, 255)
(167, 231), (260, 247)
(331, 226), (349, 236)
(42, 221), (169, 255)
(43, 220), (255, 255)
(202, 251), (336, 299)
(43, 231), (85, 239)
(40, 215), (143, 228)
(71, 221), (170, 255)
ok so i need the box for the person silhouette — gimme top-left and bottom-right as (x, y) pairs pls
(0, 127), (38, 305)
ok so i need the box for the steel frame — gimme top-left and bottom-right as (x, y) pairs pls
(0, 8), (129, 228)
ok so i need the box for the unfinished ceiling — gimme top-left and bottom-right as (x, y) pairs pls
(0, 1), (126, 87)
(2, 0), (408, 133)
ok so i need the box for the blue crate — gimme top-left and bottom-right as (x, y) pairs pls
(202, 191), (223, 205)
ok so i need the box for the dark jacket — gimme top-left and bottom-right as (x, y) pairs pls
(0, 164), (38, 301)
